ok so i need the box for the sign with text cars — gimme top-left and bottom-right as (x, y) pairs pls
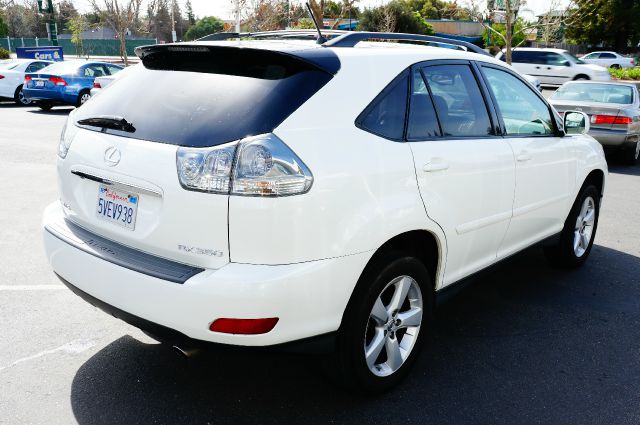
(16, 46), (64, 62)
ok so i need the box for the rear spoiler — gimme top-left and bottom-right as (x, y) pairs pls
(135, 43), (341, 76)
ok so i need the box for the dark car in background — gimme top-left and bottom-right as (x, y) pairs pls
(23, 60), (123, 110)
(550, 81), (640, 164)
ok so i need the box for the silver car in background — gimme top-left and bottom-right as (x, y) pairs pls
(550, 81), (640, 164)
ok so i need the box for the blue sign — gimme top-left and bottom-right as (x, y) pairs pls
(16, 46), (64, 62)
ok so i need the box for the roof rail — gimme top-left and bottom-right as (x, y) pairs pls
(323, 31), (491, 56)
(197, 30), (348, 42)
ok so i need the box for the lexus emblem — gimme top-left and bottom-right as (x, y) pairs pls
(104, 146), (121, 167)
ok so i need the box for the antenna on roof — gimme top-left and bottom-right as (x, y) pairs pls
(305, 2), (327, 44)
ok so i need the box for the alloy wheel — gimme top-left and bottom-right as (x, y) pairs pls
(18, 89), (31, 105)
(364, 275), (423, 377)
(80, 93), (91, 105)
(573, 196), (595, 257)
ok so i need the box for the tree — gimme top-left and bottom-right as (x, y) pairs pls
(89, 0), (143, 66)
(56, 0), (79, 36)
(184, 16), (224, 40)
(358, 0), (434, 35)
(67, 15), (88, 57)
(566, 0), (640, 52)
(0, 12), (9, 37)
(185, 0), (196, 25)
(306, 0), (359, 30)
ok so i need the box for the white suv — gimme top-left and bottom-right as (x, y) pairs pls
(43, 31), (608, 392)
(496, 47), (611, 86)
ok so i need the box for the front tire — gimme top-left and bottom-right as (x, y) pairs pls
(14, 85), (32, 106)
(623, 140), (640, 165)
(544, 184), (600, 267)
(334, 253), (433, 393)
(37, 101), (53, 111)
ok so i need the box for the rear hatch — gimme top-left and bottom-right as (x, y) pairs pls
(60, 42), (337, 269)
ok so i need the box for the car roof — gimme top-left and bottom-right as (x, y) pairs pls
(501, 47), (567, 53)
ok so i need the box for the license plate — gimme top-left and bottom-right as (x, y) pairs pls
(96, 185), (139, 230)
(35, 80), (44, 87)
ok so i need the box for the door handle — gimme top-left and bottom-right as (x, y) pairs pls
(535, 66), (541, 69)
(546, 67), (552, 70)
(516, 152), (532, 162)
(423, 162), (450, 172)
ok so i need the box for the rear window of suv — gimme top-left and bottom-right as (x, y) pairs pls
(73, 47), (335, 147)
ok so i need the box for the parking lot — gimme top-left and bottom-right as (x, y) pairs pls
(1, 98), (639, 424)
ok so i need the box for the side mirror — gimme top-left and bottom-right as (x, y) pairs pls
(564, 111), (590, 135)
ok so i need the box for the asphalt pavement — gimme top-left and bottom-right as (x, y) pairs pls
(1, 100), (639, 424)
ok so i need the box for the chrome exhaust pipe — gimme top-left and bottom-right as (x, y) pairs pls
(172, 345), (202, 358)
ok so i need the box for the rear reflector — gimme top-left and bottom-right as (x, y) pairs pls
(209, 318), (279, 335)
(590, 114), (632, 125)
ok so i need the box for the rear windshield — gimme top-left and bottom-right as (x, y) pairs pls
(73, 47), (334, 147)
(39, 62), (81, 74)
(552, 83), (634, 104)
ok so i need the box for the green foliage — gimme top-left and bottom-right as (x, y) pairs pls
(184, 16), (225, 41)
(609, 67), (640, 80)
(566, 0), (640, 51)
(0, 48), (10, 59)
(66, 15), (88, 56)
(294, 18), (316, 29)
(484, 19), (527, 48)
(0, 12), (8, 37)
(358, 0), (435, 35)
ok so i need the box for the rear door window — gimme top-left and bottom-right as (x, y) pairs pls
(357, 72), (408, 140)
(422, 64), (493, 137)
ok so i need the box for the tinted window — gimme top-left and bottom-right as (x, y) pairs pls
(407, 69), (440, 139)
(26, 62), (49, 73)
(600, 52), (616, 59)
(358, 73), (408, 140)
(423, 64), (492, 137)
(512, 50), (543, 64)
(483, 67), (553, 136)
(83, 64), (107, 77)
(552, 83), (633, 104)
(74, 54), (334, 147)
(545, 52), (569, 66)
(583, 53), (599, 59)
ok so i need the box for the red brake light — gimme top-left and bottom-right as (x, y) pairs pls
(209, 318), (279, 334)
(49, 76), (67, 86)
(0, 75), (4, 80)
(93, 81), (101, 89)
(24, 75), (32, 81)
(591, 114), (633, 125)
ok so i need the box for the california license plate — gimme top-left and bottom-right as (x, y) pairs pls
(96, 185), (139, 230)
(35, 80), (44, 87)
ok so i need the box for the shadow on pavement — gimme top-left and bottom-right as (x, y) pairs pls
(27, 107), (74, 115)
(608, 163), (640, 177)
(70, 245), (640, 425)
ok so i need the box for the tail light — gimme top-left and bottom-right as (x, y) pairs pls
(58, 116), (79, 159)
(49, 76), (67, 86)
(176, 133), (313, 197)
(24, 76), (32, 82)
(0, 75), (4, 80)
(93, 81), (101, 89)
(591, 115), (632, 125)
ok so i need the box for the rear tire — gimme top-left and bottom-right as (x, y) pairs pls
(332, 252), (434, 393)
(544, 184), (600, 267)
(37, 102), (52, 111)
(610, 64), (621, 69)
(573, 74), (590, 81)
(623, 140), (640, 165)
(76, 90), (91, 107)
(13, 85), (32, 106)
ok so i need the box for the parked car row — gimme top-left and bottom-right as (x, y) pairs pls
(0, 59), (53, 105)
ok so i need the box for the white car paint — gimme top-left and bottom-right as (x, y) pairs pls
(0, 59), (53, 103)
(496, 48), (611, 86)
(581, 51), (635, 69)
(43, 41), (608, 349)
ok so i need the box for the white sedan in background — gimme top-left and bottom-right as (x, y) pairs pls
(90, 64), (137, 97)
(581, 51), (635, 69)
(0, 59), (53, 105)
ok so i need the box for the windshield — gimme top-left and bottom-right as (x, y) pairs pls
(565, 52), (585, 64)
(552, 83), (634, 104)
(0, 61), (19, 70)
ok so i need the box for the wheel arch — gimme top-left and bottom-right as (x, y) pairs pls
(583, 168), (605, 198)
(573, 74), (590, 80)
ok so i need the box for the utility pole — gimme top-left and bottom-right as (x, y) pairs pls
(171, 0), (177, 42)
(37, 0), (58, 46)
(235, 0), (240, 33)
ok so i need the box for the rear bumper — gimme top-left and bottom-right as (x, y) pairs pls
(43, 201), (368, 348)
(23, 87), (76, 104)
(589, 128), (638, 148)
